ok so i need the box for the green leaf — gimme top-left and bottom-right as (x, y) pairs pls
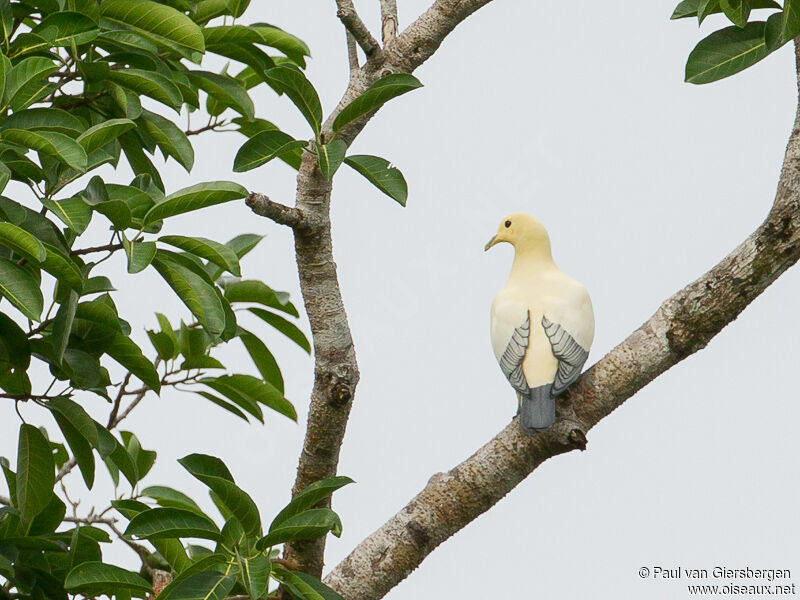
(42, 197), (92, 234)
(0, 161), (9, 193)
(249, 307), (310, 353)
(257, 509), (341, 550)
(49, 396), (97, 489)
(0, 221), (46, 262)
(143, 181), (248, 227)
(105, 333), (161, 392)
(0, 257), (43, 321)
(233, 129), (307, 173)
(48, 396), (99, 447)
(238, 555), (270, 600)
(271, 476), (353, 531)
(251, 24), (311, 66)
(200, 376), (264, 422)
(263, 67), (322, 135)
(720, 0), (751, 27)
(671, 0), (779, 19)
(698, 0), (720, 22)
(0, 311), (31, 370)
(238, 329), (284, 393)
(138, 110), (194, 171)
(202, 373), (296, 421)
(344, 155), (408, 206)
(159, 570), (236, 600)
(685, 22), (769, 84)
(203, 24), (264, 46)
(195, 391), (250, 422)
(152, 254), (226, 336)
(41, 242), (84, 292)
(781, 0), (800, 42)
(141, 485), (205, 514)
(178, 453), (234, 482)
(178, 453), (261, 537)
(333, 73), (423, 132)
(51, 290), (78, 363)
(227, 0), (251, 18)
(65, 562), (151, 596)
(28, 492), (66, 535)
(16, 424), (55, 524)
(108, 68), (184, 111)
(0, 107), (85, 136)
(233, 117), (303, 170)
(122, 238), (157, 273)
(159, 235), (240, 276)
(187, 71), (255, 120)
(125, 507), (222, 541)
(1, 129), (87, 171)
(4, 57), (59, 111)
(223, 280), (297, 317)
(76, 119), (136, 154)
(100, 0), (205, 53)
(31, 12), (99, 47)
(317, 140), (346, 180)
(284, 571), (345, 600)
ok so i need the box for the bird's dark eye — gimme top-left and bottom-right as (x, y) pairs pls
(504, 220), (511, 228)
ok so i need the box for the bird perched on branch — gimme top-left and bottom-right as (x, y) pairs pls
(485, 214), (594, 433)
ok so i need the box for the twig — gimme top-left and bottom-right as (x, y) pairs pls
(380, 0), (398, 44)
(55, 458), (77, 483)
(246, 193), (306, 229)
(70, 243), (123, 256)
(185, 118), (227, 136)
(107, 372), (132, 428)
(335, 0), (381, 58)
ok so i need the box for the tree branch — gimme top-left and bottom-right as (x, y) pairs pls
(323, 39), (800, 600)
(346, 31), (360, 72)
(389, 0), (496, 71)
(249, 0), (506, 580)
(380, 0), (398, 44)
(246, 193), (305, 229)
(335, 0), (381, 58)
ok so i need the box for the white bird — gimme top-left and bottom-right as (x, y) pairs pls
(485, 213), (594, 433)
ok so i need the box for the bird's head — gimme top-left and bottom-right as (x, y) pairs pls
(484, 213), (551, 254)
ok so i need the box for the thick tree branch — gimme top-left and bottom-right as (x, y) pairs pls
(389, 0), (497, 71)
(336, 0), (381, 58)
(248, 0), (506, 580)
(246, 193), (305, 229)
(346, 31), (360, 72)
(323, 40), (800, 600)
(380, 0), (398, 44)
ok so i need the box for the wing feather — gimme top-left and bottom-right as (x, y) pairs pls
(541, 315), (589, 396)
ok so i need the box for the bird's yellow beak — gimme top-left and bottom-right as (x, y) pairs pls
(484, 235), (497, 251)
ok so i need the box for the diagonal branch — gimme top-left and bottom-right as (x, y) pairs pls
(389, 0), (498, 71)
(336, 0), (381, 58)
(323, 40), (800, 600)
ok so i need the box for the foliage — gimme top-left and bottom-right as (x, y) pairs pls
(673, 0), (796, 83)
(0, 0), (404, 598)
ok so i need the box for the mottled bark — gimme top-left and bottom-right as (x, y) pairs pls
(322, 41), (800, 600)
(252, 0), (503, 577)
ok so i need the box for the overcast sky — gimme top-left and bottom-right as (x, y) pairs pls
(3, 1), (800, 598)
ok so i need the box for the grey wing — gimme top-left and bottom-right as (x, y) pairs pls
(500, 310), (531, 395)
(541, 315), (589, 396)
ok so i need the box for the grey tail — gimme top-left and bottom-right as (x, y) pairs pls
(519, 384), (555, 434)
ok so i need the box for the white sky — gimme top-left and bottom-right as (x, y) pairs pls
(2, 1), (800, 598)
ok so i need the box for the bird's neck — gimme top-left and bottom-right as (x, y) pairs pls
(509, 245), (555, 278)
